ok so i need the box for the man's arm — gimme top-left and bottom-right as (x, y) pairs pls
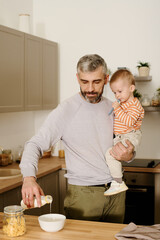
(109, 139), (134, 162)
(20, 106), (64, 208)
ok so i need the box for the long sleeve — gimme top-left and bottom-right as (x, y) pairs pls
(114, 105), (142, 127)
(20, 105), (65, 177)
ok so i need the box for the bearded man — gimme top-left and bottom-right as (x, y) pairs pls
(20, 54), (134, 223)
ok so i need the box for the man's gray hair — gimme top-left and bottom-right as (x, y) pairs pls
(77, 54), (107, 76)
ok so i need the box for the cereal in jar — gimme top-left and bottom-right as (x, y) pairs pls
(3, 205), (26, 237)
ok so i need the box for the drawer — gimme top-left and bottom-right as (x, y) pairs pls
(123, 172), (154, 186)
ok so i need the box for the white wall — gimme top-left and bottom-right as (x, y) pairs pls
(0, 0), (160, 159)
(33, 0), (160, 102)
(0, 0), (33, 32)
(0, 0), (50, 158)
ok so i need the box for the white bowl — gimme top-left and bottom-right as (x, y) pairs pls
(38, 214), (66, 232)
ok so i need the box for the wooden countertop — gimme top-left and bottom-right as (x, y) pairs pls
(1, 156), (160, 194)
(123, 160), (160, 173)
(0, 157), (64, 194)
(0, 212), (126, 240)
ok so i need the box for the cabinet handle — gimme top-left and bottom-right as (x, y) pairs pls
(128, 188), (147, 193)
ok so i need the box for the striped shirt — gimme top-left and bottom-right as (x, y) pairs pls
(114, 97), (144, 134)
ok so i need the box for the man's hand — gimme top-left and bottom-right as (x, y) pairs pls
(21, 176), (44, 208)
(109, 139), (134, 162)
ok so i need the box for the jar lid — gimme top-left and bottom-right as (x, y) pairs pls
(4, 205), (24, 214)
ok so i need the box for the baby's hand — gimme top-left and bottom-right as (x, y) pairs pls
(112, 100), (120, 109)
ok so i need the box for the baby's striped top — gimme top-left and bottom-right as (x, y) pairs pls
(114, 97), (144, 134)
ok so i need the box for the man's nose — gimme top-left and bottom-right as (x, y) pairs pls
(88, 83), (94, 92)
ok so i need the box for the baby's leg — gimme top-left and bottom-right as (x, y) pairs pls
(105, 148), (123, 182)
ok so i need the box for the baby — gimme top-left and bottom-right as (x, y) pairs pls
(104, 69), (144, 196)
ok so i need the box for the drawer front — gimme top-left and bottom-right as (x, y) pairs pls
(123, 172), (154, 186)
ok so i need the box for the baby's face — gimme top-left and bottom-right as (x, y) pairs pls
(110, 78), (135, 103)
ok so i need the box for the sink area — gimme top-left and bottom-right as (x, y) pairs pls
(0, 169), (21, 179)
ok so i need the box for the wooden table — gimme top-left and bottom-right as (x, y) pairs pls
(0, 213), (126, 240)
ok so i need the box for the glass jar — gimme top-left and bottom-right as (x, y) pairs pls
(0, 154), (9, 166)
(58, 140), (65, 158)
(3, 149), (13, 164)
(141, 94), (150, 107)
(16, 145), (24, 163)
(3, 205), (26, 237)
(151, 93), (160, 106)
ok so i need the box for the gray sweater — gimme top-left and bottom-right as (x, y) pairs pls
(20, 93), (114, 185)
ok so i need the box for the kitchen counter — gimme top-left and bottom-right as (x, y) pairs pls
(0, 212), (126, 240)
(0, 156), (64, 194)
(1, 157), (160, 223)
(123, 159), (160, 173)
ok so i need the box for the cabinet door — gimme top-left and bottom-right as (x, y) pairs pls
(42, 40), (58, 110)
(0, 25), (24, 112)
(2, 186), (22, 209)
(0, 193), (3, 212)
(25, 34), (43, 110)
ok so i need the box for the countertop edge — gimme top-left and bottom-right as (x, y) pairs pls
(0, 157), (64, 194)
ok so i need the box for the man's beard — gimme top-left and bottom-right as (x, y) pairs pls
(80, 86), (104, 103)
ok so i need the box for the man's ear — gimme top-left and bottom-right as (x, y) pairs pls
(131, 84), (136, 92)
(104, 74), (109, 85)
(76, 73), (80, 83)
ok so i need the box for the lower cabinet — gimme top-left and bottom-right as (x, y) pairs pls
(0, 170), (60, 216)
(1, 186), (22, 210)
(123, 172), (154, 225)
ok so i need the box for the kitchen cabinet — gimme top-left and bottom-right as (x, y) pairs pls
(123, 163), (160, 224)
(25, 34), (58, 110)
(0, 171), (60, 216)
(123, 172), (154, 225)
(0, 25), (24, 112)
(24, 34), (43, 110)
(42, 39), (58, 110)
(0, 24), (58, 113)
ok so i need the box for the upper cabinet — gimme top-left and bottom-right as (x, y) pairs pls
(0, 25), (58, 113)
(42, 39), (58, 110)
(25, 34), (43, 110)
(0, 25), (24, 112)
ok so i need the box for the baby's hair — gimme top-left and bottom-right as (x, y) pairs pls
(110, 69), (135, 86)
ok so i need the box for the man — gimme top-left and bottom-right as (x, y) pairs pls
(20, 54), (134, 223)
